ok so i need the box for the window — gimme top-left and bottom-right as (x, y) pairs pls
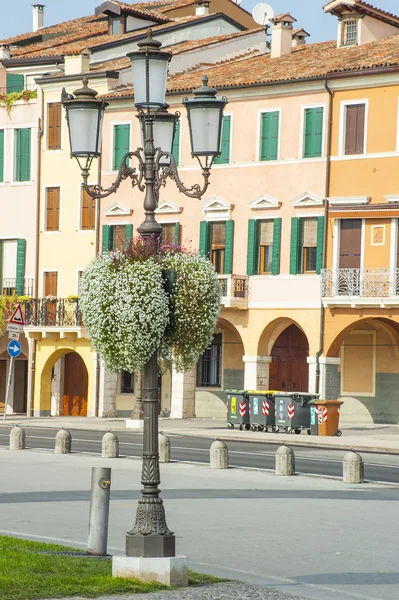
(45, 187), (60, 232)
(111, 18), (121, 35)
(47, 103), (62, 150)
(247, 218), (281, 276)
(0, 130), (4, 183)
(15, 128), (31, 182)
(196, 333), (222, 387)
(113, 124), (130, 170)
(342, 19), (357, 46)
(102, 224), (133, 252)
(44, 271), (58, 297)
(1, 240), (17, 295)
(6, 73), (24, 93)
(172, 120), (180, 166)
(121, 370), (134, 394)
(303, 107), (323, 158)
(161, 222), (180, 245)
(210, 222), (226, 274)
(260, 111), (279, 161)
(301, 218), (317, 273)
(344, 104), (366, 155)
(81, 187), (96, 230)
(259, 220), (274, 274)
(214, 115), (231, 165)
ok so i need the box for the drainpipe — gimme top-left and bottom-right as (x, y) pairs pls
(94, 151), (102, 417)
(315, 79), (333, 395)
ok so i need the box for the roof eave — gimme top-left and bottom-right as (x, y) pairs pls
(35, 70), (119, 84)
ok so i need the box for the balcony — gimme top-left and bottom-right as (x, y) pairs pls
(1, 278), (34, 296)
(23, 298), (86, 340)
(218, 275), (248, 310)
(321, 269), (399, 308)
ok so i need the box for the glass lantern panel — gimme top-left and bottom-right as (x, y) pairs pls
(68, 106), (101, 156)
(189, 106), (222, 155)
(153, 119), (175, 165)
(131, 57), (168, 107)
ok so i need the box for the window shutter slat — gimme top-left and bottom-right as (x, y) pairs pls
(214, 115), (231, 164)
(172, 120), (180, 166)
(272, 218), (282, 275)
(125, 224), (133, 248)
(6, 73), (24, 93)
(304, 107), (323, 158)
(224, 220), (234, 275)
(316, 216), (325, 274)
(345, 104), (365, 155)
(16, 128), (31, 182)
(0, 130), (4, 183)
(47, 103), (61, 150)
(290, 217), (301, 275)
(113, 124), (130, 170)
(102, 225), (111, 253)
(261, 112), (279, 161)
(16, 239), (26, 295)
(199, 221), (210, 256)
(174, 222), (181, 244)
(247, 219), (258, 276)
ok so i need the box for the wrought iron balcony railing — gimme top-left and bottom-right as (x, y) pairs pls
(321, 268), (399, 298)
(1, 278), (34, 297)
(23, 298), (83, 327)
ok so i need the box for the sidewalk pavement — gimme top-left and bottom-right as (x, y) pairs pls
(2, 415), (399, 453)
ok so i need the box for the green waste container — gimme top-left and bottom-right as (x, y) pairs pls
(226, 390), (250, 430)
(274, 392), (319, 434)
(247, 391), (279, 432)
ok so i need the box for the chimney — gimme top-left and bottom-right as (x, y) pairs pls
(270, 13), (296, 58)
(196, 0), (210, 16)
(32, 4), (45, 32)
(0, 46), (11, 60)
(292, 28), (310, 47)
(64, 49), (91, 76)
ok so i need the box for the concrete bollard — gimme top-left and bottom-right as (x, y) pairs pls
(54, 428), (71, 454)
(102, 432), (119, 458)
(10, 426), (26, 451)
(275, 445), (295, 476)
(343, 451), (364, 483)
(210, 439), (228, 469)
(159, 433), (171, 463)
(87, 467), (111, 556)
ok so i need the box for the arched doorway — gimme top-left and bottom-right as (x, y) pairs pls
(269, 324), (309, 392)
(63, 352), (88, 416)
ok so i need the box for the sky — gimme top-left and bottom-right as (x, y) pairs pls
(0, 0), (398, 43)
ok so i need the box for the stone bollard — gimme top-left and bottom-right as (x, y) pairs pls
(54, 428), (71, 454)
(159, 433), (171, 463)
(10, 426), (26, 451)
(275, 445), (295, 476)
(343, 451), (364, 484)
(210, 439), (228, 469)
(102, 432), (119, 458)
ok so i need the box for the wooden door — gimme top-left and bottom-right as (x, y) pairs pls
(270, 324), (309, 392)
(339, 219), (362, 268)
(63, 353), (88, 416)
(44, 271), (58, 325)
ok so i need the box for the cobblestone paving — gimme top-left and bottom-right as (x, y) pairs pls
(50, 582), (308, 600)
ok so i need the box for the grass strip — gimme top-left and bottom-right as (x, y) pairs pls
(0, 536), (223, 600)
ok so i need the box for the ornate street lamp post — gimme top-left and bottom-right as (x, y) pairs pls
(62, 29), (227, 563)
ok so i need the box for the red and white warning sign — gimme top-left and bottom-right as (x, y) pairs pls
(262, 400), (270, 416)
(239, 401), (247, 417)
(287, 404), (295, 420)
(322, 406), (328, 423)
(9, 304), (25, 326)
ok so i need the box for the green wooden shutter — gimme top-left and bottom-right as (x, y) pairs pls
(125, 224), (133, 248)
(113, 124), (130, 170)
(316, 215), (325, 274)
(174, 222), (181, 244)
(172, 120), (180, 166)
(199, 221), (210, 256)
(16, 239), (26, 295)
(224, 220), (234, 275)
(272, 218), (282, 275)
(6, 73), (24, 93)
(102, 225), (111, 253)
(260, 111), (279, 161)
(247, 219), (259, 275)
(214, 115), (231, 165)
(290, 217), (302, 275)
(304, 107), (323, 158)
(15, 128), (31, 182)
(0, 130), (4, 183)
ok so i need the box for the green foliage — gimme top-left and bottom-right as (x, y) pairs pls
(0, 89), (37, 117)
(0, 296), (18, 333)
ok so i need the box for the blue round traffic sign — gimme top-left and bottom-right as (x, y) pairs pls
(7, 340), (21, 358)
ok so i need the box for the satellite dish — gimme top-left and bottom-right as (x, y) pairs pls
(252, 2), (274, 26)
(232, 0), (243, 4)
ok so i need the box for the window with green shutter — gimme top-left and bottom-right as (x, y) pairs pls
(113, 124), (130, 170)
(15, 128), (31, 182)
(214, 115), (231, 165)
(247, 219), (259, 276)
(16, 239), (26, 295)
(6, 73), (24, 94)
(290, 217), (301, 275)
(172, 120), (180, 166)
(271, 218), (281, 275)
(303, 107), (324, 158)
(0, 130), (4, 183)
(260, 111), (279, 161)
(315, 216), (325, 274)
(199, 221), (210, 257)
(224, 220), (234, 275)
(161, 222), (180, 245)
(102, 225), (112, 253)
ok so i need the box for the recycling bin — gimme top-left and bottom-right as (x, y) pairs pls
(274, 392), (319, 434)
(248, 391), (278, 432)
(226, 390), (250, 430)
(309, 402), (319, 436)
(313, 400), (343, 437)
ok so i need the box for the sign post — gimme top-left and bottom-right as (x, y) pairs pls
(3, 305), (24, 422)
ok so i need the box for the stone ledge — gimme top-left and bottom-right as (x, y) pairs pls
(112, 554), (188, 587)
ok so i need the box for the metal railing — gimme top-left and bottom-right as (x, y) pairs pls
(23, 298), (83, 327)
(218, 275), (248, 299)
(321, 268), (399, 297)
(0, 84), (37, 95)
(1, 278), (34, 296)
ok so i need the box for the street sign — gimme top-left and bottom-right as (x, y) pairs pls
(8, 331), (20, 340)
(9, 304), (25, 326)
(7, 340), (21, 358)
(7, 323), (24, 333)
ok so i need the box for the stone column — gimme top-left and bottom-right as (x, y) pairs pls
(319, 357), (341, 399)
(98, 364), (118, 418)
(307, 356), (317, 394)
(170, 367), (196, 419)
(243, 356), (272, 390)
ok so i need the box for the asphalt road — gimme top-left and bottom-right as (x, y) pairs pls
(0, 425), (398, 484)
